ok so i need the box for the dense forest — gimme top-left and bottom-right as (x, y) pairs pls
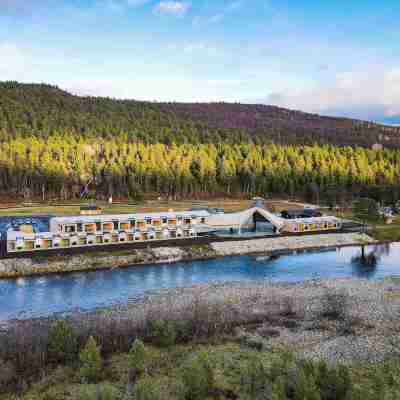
(1, 81), (400, 203)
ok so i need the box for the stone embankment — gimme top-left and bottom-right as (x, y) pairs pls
(0, 245), (217, 278)
(0, 232), (375, 278)
(210, 232), (374, 256)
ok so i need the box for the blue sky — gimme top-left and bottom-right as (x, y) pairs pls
(1, 0), (400, 122)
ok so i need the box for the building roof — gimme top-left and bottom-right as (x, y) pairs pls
(50, 210), (210, 226)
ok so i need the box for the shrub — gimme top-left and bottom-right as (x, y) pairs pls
(271, 377), (287, 400)
(181, 351), (215, 400)
(0, 359), (16, 389)
(150, 320), (177, 347)
(320, 290), (349, 321)
(80, 384), (121, 400)
(294, 369), (321, 400)
(240, 355), (267, 397)
(302, 360), (354, 400)
(129, 339), (148, 378)
(47, 320), (77, 363)
(133, 376), (163, 400)
(79, 336), (102, 383)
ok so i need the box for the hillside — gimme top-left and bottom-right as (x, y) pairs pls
(1, 81), (400, 202)
(1, 81), (400, 147)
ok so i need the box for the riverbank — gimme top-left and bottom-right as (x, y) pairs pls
(0, 232), (374, 278)
(4, 277), (400, 399)
(2, 275), (400, 372)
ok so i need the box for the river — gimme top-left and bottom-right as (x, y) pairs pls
(1, 243), (399, 320)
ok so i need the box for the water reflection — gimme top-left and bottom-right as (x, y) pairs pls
(1, 243), (400, 320)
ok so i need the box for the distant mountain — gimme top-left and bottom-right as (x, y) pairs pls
(1, 80), (400, 147)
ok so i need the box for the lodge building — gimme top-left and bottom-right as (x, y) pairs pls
(6, 204), (342, 254)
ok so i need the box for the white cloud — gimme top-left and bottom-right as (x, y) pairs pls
(264, 67), (400, 121)
(154, 1), (190, 17)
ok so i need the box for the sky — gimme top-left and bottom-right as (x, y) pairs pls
(1, 0), (400, 123)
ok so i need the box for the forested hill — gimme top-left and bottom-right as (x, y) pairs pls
(1, 81), (400, 147)
(2, 80), (400, 202)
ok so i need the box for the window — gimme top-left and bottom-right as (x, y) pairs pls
(96, 222), (102, 232)
(177, 216), (183, 221)
(113, 221), (119, 230)
(77, 223), (83, 232)
(65, 225), (76, 233)
(201, 217), (206, 224)
(162, 217), (168, 224)
(146, 218), (152, 225)
(130, 219), (136, 229)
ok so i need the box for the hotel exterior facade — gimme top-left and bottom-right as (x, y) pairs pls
(6, 206), (342, 254)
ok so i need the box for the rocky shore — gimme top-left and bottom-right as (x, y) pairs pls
(0, 232), (374, 278)
(3, 276), (400, 366)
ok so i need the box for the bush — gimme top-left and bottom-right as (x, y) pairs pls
(150, 320), (177, 347)
(294, 368), (320, 400)
(133, 376), (163, 400)
(0, 359), (16, 389)
(47, 320), (77, 363)
(80, 384), (121, 400)
(299, 360), (354, 400)
(79, 336), (102, 383)
(240, 355), (267, 397)
(129, 339), (148, 378)
(320, 290), (349, 321)
(181, 351), (215, 400)
(271, 377), (287, 400)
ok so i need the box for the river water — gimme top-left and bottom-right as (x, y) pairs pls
(1, 243), (399, 320)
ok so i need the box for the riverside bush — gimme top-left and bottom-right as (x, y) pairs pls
(47, 320), (77, 363)
(320, 290), (349, 321)
(79, 336), (102, 383)
(150, 320), (177, 347)
(129, 339), (148, 378)
(294, 369), (320, 400)
(133, 376), (163, 400)
(181, 351), (215, 400)
(80, 384), (121, 400)
(240, 354), (268, 397)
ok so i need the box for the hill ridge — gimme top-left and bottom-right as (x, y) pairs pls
(1, 80), (399, 147)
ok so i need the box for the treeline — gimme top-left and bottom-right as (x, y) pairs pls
(2, 135), (400, 203)
(1, 81), (400, 147)
(2, 81), (400, 202)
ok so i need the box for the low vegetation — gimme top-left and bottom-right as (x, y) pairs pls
(1, 279), (400, 399)
(2, 321), (400, 400)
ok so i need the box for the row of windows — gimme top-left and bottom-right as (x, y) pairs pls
(61, 216), (206, 234)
